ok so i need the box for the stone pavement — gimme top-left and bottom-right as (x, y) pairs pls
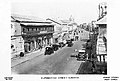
(11, 48), (45, 67)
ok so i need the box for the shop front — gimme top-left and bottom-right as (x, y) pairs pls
(24, 38), (35, 53)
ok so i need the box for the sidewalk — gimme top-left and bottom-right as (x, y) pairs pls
(77, 36), (107, 74)
(11, 48), (45, 67)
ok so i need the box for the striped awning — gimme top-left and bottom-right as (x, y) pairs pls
(96, 16), (107, 24)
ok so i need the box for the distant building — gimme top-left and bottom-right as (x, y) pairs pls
(46, 16), (77, 43)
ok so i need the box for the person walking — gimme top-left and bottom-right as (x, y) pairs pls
(103, 36), (107, 51)
(85, 40), (92, 60)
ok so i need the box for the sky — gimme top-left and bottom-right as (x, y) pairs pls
(11, 0), (106, 24)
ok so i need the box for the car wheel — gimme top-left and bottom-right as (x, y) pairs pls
(20, 52), (24, 57)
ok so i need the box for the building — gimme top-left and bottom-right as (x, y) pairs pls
(20, 22), (54, 52)
(11, 16), (24, 58)
(98, 2), (107, 20)
(96, 16), (107, 38)
(11, 14), (54, 56)
(46, 16), (77, 43)
(97, 2), (107, 38)
(96, 2), (107, 62)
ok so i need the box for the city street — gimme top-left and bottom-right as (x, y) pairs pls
(10, 1), (107, 76)
(11, 39), (88, 74)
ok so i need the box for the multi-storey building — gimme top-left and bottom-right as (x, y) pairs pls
(97, 2), (107, 38)
(98, 2), (107, 19)
(21, 21), (54, 52)
(11, 16), (24, 58)
(46, 16), (77, 43)
(11, 15), (54, 57)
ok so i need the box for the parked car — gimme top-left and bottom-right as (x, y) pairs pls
(44, 46), (54, 55)
(71, 38), (74, 41)
(66, 40), (73, 47)
(59, 42), (66, 47)
(52, 44), (59, 51)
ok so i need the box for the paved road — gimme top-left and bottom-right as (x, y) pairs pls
(11, 40), (87, 74)
(11, 40), (86, 74)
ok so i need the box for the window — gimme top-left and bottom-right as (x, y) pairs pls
(37, 28), (39, 31)
(39, 28), (41, 31)
(23, 28), (25, 32)
(81, 31), (83, 33)
(41, 28), (43, 31)
(105, 6), (107, 9)
(28, 28), (29, 31)
(52, 27), (53, 30)
(43, 27), (45, 30)
(11, 44), (14, 48)
(29, 28), (32, 31)
(42, 27), (44, 31)
(48, 27), (52, 30)
(46, 27), (48, 30)
(34, 28), (36, 31)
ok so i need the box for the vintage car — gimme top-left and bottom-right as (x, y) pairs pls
(66, 40), (73, 47)
(59, 42), (66, 47)
(44, 46), (54, 55)
(70, 38), (74, 41)
(52, 44), (59, 51)
(74, 49), (86, 61)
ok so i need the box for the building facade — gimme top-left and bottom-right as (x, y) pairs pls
(11, 17), (24, 58)
(97, 2), (107, 38)
(46, 16), (77, 43)
(21, 22), (54, 52)
(11, 15), (54, 57)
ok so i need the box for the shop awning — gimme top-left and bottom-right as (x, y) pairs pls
(20, 22), (54, 26)
(96, 16), (107, 25)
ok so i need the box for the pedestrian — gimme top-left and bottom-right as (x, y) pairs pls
(103, 36), (107, 51)
(85, 40), (92, 60)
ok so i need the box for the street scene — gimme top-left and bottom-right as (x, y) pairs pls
(11, 1), (107, 74)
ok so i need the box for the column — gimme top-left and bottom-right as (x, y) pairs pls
(34, 38), (36, 50)
(50, 37), (53, 44)
(46, 38), (47, 46)
(30, 41), (33, 52)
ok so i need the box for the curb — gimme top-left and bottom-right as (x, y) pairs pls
(11, 48), (45, 68)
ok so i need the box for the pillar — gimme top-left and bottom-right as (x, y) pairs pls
(34, 38), (36, 50)
(50, 37), (53, 44)
(46, 38), (47, 46)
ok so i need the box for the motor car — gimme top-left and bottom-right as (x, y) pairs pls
(66, 40), (73, 47)
(74, 49), (86, 61)
(59, 42), (66, 47)
(44, 46), (54, 55)
(52, 44), (59, 51)
(71, 38), (74, 41)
